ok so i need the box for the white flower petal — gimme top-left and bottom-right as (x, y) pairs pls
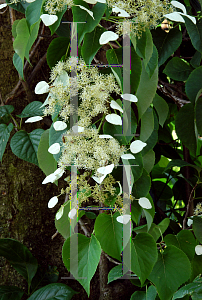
(56, 206), (64, 220)
(35, 81), (49, 94)
(138, 197), (152, 209)
(54, 167), (65, 180)
(26, 0), (36, 2)
(106, 114), (122, 125)
(116, 214), (131, 224)
(117, 181), (122, 196)
(97, 163), (114, 175)
(187, 219), (193, 226)
(42, 173), (57, 184)
(195, 245), (202, 255)
(130, 140), (147, 154)
(48, 196), (58, 208)
(68, 208), (77, 219)
(112, 6), (130, 17)
(72, 125), (84, 133)
(53, 121), (67, 131)
(83, 0), (97, 3)
(40, 14), (58, 26)
(99, 134), (113, 139)
(92, 174), (106, 184)
(179, 13), (196, 24)
(48, 143), (60, 154)
(121, 154), (136, 159)
(97, 0), (106, 2)
(171, 1), (187, 14)
(25, 116), (43, 123)
(164, 12), (185, 23)
(121, 94), (138, 102)
(99, 31), (119, 45)
(110, 100), (123, 113)
(0, 3), (7, 9)
(75, 5), (94, 19)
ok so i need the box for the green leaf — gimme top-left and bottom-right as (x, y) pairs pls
(108, 264), (128, 283)
(164, 230), (196, 261)
(132, 169), (151, 198)
(163, 57), (192, 81)
(148, 246), (191, 300)
(193, 216), (202, 243)
(13, 53), (24, 80)
(142, 149), (155, 173)
(185, 66), (202, 104)
(153, 93), (169, 127)
(81, 26), (105, 64)
(136, 60), (158, 119)
(0, 105), (14, 124)
(190, 51), (202, 68)
(164, 159), (199, 172)
(195, 97), (202, 136)
(0, 238), (38, 289)
(72, 0), (106, 45)
(0, 123), (13, 162)
(10, 129), (44, 166)
(25, 20), (41, 62)
(25, 0), (43, 28)
(141, 110), (159, 156)
(0, 286), (24, 300)
(175, 103), (197, 156)
(145, 44), (158, 78)
(143, 28), (154, 69)
(151, 27), (182, 66)
(49, 8), (67, 35)
(94, 212), (130, 261)
(133, 30), (146, 58)
(17, 101), (43, 118)
(131, 200), (142, 225)
(6, 0), (29, 13)
(13, 18), (30, 62)
(85, 211), (97, 219)
(106, 47), (141, 94)
(148, 218), (170, 242)
(37, 129), (57, 176)
(125, 233), (158, 286)
(47, 37), (69, 69)
(173, 277), (202, 300)
(130, 285), (157, 300)
(123, 152), (143, 183)
(27, 283), (78, 300)
(191, 254), (202, 281)
(62, 234), (101, 296)
(103, 108), (137, 145)
(140, 107), (154, 142)
(183, 16), (202, 53)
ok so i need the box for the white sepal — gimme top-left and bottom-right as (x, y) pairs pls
(83, 0), (97, 3)
(130, 140), (147, 154)
(187, 219), (193, 226)
(48, 196), (58, 208)
(42, 167), (65, 184)
(0, 3), (7, 9)
(53, 121), (67, 131)
(40, 14), (58, 26)
(99, 31), (119, 45)
(97, 163), (114, 175)
(72, 125), (84, 133)
(92, 174), (106, 184)
(25, 116), (43, 123)
(97, 0), (106, 2)
(105, 114), (122, 125)
(138, 197), (152, 209)
(121, 154), (136, 159)
(195, 245), (202, 255)
(116, 214), (131, 224)
(26, 0), (36, 2)
(117, 181), (122, 196)
(99, 134), (113, 139)
(171, 1), (186, 14)
(48, 143), (60, 154)
(112, 6), (130, 17)
(179, 13), (196, 24)
(35, 81), (49, 94)
(56, 206), (64, 220)
(110, 100), (123, 113)
(75, 5), (94, 19)
(164, 12), (185, 23)
(121, 94), (138, 102)
(68, 208), (77, 219)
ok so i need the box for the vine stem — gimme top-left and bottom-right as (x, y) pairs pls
(182, 182), (198, 229)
